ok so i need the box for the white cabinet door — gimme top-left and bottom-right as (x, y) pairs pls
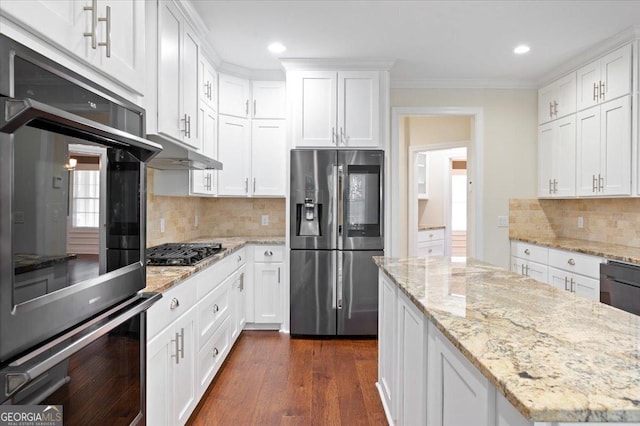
(199, 57), (217, 110)
(251, 120), (286, 197)
(182, 23), (200, 150)
(538, 73), (576, 124)
(254, 262), (283, 323)
(548, 267), (600, 301)
(337, 71), (379, 147)
(147, 309), (197, 426)
(219, 73), (250, 118)
(397, 291), (427, 426)
(576, 96), (631, 196)
(230, 266), (247, 342)
(576, 105), (601, 196)
(538, 83), (556, 125)
(378, 274), (397, 422)
(218, 115), (251, 196)
(292, 71), (337, 147)
(252, 81), (286, 119)
(600, 95), (631, 196)
(157, 0), (183, 142)
(577, 44), (631, 111)
(197, 315), (231, 399)
(428, 323), (490, 426)
(95, 0), (144, 93)
(537, 122), (554, 197)
(416, 152), (428, 199)
(200, 101), (218, 159)
(553, 115), (576, 197)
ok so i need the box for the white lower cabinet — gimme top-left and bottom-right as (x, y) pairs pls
(427, 323), (491, 426)
(253, 245), (284, 324)
(230, 265), (247, 342)
(147, 306), (197, 426)
(377, 274), (397, 422)
(147, 247), (248, 425)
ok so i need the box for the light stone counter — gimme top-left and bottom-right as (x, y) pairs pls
(144, 236), (285, 293)
(374, 256), (640, 423)
(511, 236), (640, 265)
(418, 224), (445, 231)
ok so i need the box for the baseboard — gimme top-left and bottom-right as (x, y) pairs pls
(375, 382), (394, 426)
(243, 323), (281, 331)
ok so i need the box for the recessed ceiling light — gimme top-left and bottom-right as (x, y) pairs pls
(513, 44), (530, 55)
(268, 42), (286, 54)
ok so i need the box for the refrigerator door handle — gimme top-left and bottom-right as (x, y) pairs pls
(337, 164), (344, 250)
(331, 251), (337, 309)
(337, 251), (343, 310)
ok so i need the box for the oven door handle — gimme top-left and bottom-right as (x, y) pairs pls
(1, 293), (161, 399)
(0, 97), (161, 161)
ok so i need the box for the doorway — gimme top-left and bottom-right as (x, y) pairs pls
(389, 107), (484, 259)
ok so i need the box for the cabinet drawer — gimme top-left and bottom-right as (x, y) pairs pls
(511, 241), (548, 264)
(253, 245), (284, 262)
(417, 240), (444, 257)
(197, 315), (232, 398)
(197, 247), (246, 298)
(198, 278), (231, 350)
(548, 248), (603, 278)
(417, 228), (444, 242)
(147, 277), (198, 340)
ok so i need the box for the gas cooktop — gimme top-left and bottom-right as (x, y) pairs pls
(146, 243), (223, 266)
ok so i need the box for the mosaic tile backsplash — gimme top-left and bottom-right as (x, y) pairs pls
(146, 169), (285, 247)
(510, 198), (640, 247)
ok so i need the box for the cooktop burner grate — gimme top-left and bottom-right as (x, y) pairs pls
(146, 243), (223, 266)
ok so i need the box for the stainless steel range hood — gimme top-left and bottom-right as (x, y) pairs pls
(146, 138), (223, 170)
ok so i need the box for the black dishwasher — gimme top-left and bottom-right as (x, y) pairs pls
(600, 261), (640, 316)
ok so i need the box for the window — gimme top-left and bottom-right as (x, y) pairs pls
(72, 169), (100, 228)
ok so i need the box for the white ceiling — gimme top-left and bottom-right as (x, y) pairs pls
(189, 0), (640, 88)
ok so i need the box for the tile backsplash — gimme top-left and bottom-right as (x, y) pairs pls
(146, 169), (285, 247)
(510, 198), (640, 247)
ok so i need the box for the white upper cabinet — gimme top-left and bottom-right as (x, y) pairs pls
(251, 120), (287, 197)
(538, 115), (576, 198)
(576, 44), (632, 111)
(252, 81), (286, 119)
(290, 70), (381, 148)
(219, 73), (251, 118)
(576, 95), (631, 196)
(0, 0), (145, 94)
(199, 57), (217, 110)
(155, 1), (201, 150)
(537, 73), (576, 125)
(217, 115), (251, 196)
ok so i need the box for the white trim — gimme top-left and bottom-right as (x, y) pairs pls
(391, 79), (537, 90)
(376, 382), (395, 426)
(390, 107), (484, 260)
(280, 58), (395, 71)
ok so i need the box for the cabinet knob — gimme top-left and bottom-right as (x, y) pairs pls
(264, 250), (273, 257)
(524, 249), (530, 255)
(213, 304), (219, 313)
(429, 233), (434, 238)
(237, 254), (242, 262)
(568, 258), (575, 266)
(170, 298), (180, 310)
(213, 348), (219, 357)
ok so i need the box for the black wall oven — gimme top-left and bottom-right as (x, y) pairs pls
(0, 34), (161, 424)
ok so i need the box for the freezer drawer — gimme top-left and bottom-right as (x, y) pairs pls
(290, 250), (336, 335)
(338, 250), (382, 335)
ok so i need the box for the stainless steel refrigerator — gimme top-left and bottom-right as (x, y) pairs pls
(290, 149), (384, 336)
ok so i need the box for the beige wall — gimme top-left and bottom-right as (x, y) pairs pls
(146, 169), (286, 247)
(392, 88), (538, 268)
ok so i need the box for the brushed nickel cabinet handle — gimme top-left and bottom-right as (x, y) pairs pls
(598, 174), (604, 191)
(599, 81), (605, 100)
(549, 102), (553, 118)
(170, 298), (180, 310)
(564, 276), (569, 291)
(171, 332), (180, 364)
(245, 100), (249, 117)
(264, 250), (273, 256)
(593, 83), (598, 101)
(97, 5), (111, 58)
(253, 99), (257, 116)
(592, 174), (597, 192)
(83, 0), (98, 49)
(553, 101), (558, 117)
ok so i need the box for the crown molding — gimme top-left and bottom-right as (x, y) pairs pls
(391, 79), (538, 90)
(280, 58), (395, 71)
(536, 24), (640, 87)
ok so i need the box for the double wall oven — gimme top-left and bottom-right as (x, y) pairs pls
(0, 35), (161, 424)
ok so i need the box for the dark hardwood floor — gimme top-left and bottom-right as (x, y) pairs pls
(187, 331), (387, 426)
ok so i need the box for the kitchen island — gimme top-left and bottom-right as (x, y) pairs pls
(374, 256), (640, 425)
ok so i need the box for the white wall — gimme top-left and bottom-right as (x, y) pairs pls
(392, 88), (538, 268)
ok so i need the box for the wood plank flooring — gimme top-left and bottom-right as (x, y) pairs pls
(187, 331), (387, 426)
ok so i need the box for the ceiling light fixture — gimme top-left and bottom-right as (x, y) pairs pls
(513, 44), (530, 55)
(268, 42), (286, 54)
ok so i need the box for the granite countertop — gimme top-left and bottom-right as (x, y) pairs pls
(374, 256), (640, 423)
(418, 224), (445, 231)
(144, 236), (285, 293)
(511, 235), (640, 264)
